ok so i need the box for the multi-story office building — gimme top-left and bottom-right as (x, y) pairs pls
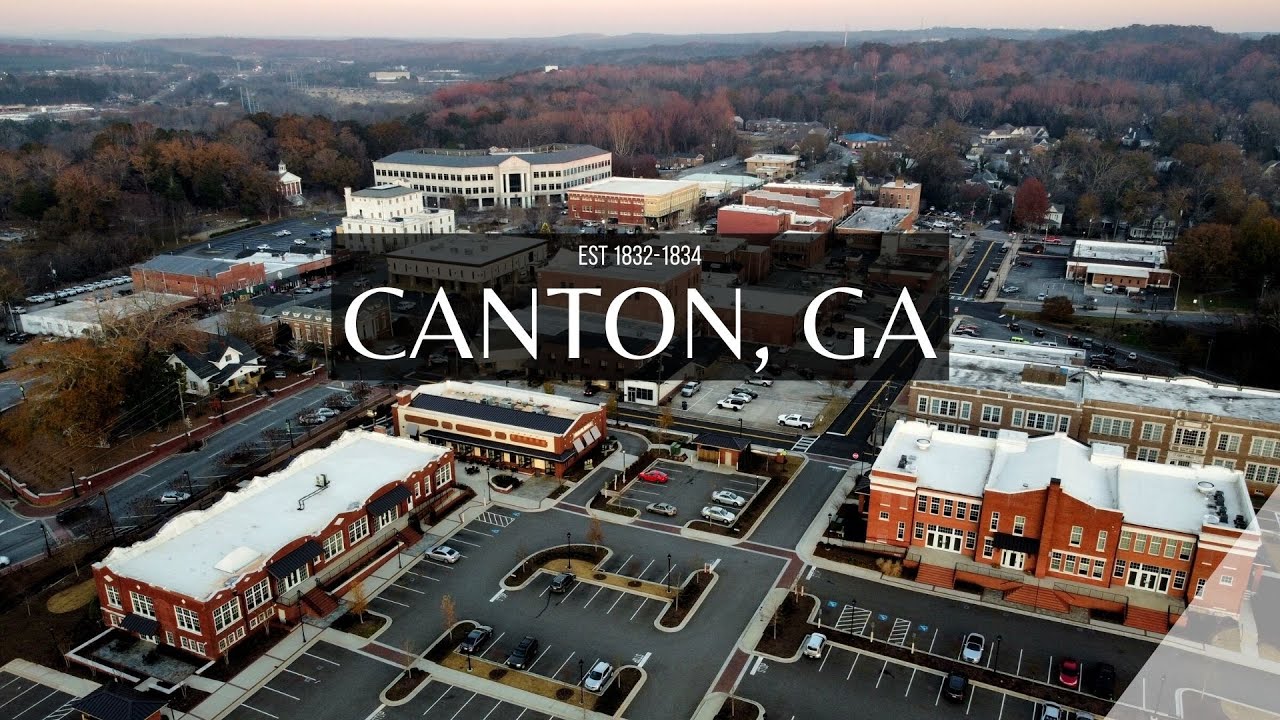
(567, 178), (700, 229)
(386, 235), (548, 297)
(340, 185), (455, 253)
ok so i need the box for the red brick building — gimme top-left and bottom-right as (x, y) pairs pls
(756, 182), (855, 219)
(717, 205), (833, 239)
(393, 381), (608, 477)
(567, 177), (699, 228)
(867, 420), (1260, 629)
(92, 432), (456, 660)
(131, 256), (266, 300)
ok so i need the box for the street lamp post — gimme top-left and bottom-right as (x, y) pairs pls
(993, 634), (1002, 669)
(578, 658), (585, 705)
(566, 532), (572, 569)
(182, 470), (193, 496)
(285, 419), (294, 448)
(68, 468), (79, 498)
(666, 553), (672, 593)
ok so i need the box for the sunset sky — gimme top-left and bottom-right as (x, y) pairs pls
(5, 0), (1278, 38)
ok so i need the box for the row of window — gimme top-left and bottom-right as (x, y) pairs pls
(1049, 550), (1108, 579)
(989, 511), (1026, 535)
(915, 494), (982, 522)
(1118, 530), (1194, 560)
(1097, 420), (1280, 461)
(381, 169), (497, 182)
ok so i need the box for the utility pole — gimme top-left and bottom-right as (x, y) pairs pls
(40, 522), (52, 558)
(101, 492), (116, 537)
(68, 468), (79, 498)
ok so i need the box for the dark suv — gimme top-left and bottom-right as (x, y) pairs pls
(549, 572), (576, 594)
(506, 636), (539, 670)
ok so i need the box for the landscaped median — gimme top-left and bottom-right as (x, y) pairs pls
(503, 545), (717, 630)
(426, 621), (645, 716)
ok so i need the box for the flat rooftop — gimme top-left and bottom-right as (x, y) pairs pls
(1071, 240), (1168, 266)
(574, 177), (698, 196)
(721, 204), (790, 217)
(762, 182), (849, 194)
(378, 144), (608, 168)
(680, 173), (763, 193)
(99, 431), (448, 600)
(136, 255), (253, 276)
(838, 206), (912, 232)
(746, 154), (800, 163)
(408, 380), (599, 432)
(745, 190), (823, 209)
(699, 285), (812, 316)
(876, 420), (1256, 536)
(387, 235), (546, 265)
(351, 184), (420, 199)
(23, 291), (192, 324)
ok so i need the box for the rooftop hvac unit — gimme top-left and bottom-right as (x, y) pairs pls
(315, 474), (329, 488)
(1235, 515), (1248, 529)
(897, 455), (909, 470)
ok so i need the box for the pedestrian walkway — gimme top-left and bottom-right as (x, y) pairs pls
(790, 436), (818, 453)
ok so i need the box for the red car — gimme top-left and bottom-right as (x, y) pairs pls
(637, 470), (669, 484)
(1058, 657), (1081, 688)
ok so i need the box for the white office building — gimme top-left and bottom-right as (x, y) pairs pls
(341, 185), (456, 254)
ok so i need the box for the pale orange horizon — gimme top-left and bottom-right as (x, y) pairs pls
(6, 0), (1278, 39)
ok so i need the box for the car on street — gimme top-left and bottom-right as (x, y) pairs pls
(1033, 327), (1046, 337)
(582, 384), (598, 396)
(803, 632), (827, 658)
(1000, 285), (1020, 294)
(506, 636), (540, 669)
(157, 491), (191, 505)
(426, 545), (461, 564)
(1039, 703), (1062, 720)
(680, 381), (701, 397)
(428, 352), (449, 365)
(0, 555), (9, 569)
(717, 397), (746, 411)
(276, 229), (293, 236)
(943, 672), (968, 702)
(295, 286), (314, 294)
(961, 633), (985, 663)
(778, 414), (814, 430)
(383, 344), (406, 355)
(458, 625), (492, 654)
(314, 407), (340, 419)
(293, 238), (308, 245)
(638, 469), (669, 484)
(701, 506), (736, 525)
(297, 413), (326, 425)
(1127, 351), (1138, 361)
(746, 375), (774, 387)
(273, 370), (287, 379)
(645, 502), (678, 516)
(1058, 657), (1081, 688)
(256, 243), (273, 251)
(1091, 662), (1116, 699)
(549, 572), (576, 594)
(711, 490), (747, 508)
(584, 661), (613, 692)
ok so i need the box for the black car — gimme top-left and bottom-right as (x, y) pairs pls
(458, 625), (492, 655)
(1007, 322), (1021, 332)
(1091, 662), (1117, 699)
(506, 635), (539, 670)
(549, 572), (576, 594)
(1033, 327), (1046, 337)
(56, 505), (93, 525)
(943, 672), (968, 702)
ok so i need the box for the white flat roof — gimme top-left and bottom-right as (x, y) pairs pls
(1071, 240), (1167, 266)
(876, 420), (1255, 536)
(22, 291), (191, 324)
(721, 204), (790, 216)
(762, 182), (849, 194)
(575, 177), (697, 196)
(746, 154), (800, 163)
(412, 380), (599, 422)
(950, 336), (1086, 365)
(838, 206), (912, 232)
(99, 431), (448, 600)
(1073, 262), (1151, 279)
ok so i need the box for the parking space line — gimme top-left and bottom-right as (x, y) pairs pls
(905, 668), (916, 697)
(637, 559), (655, 579)
(1046, 655), (1053, 685)
(875, 660), (888, 688)
(393, 582), (426, 595)
(934, 675), (943, 705)
(262, 685), (301, 701)
(1015, 648), (1022, 675)
(0, 683), (34, 709)
(282, 668), (318, 683)
(422, 686), (451, 716)
(846, 652), (860, 680)
(526, 645), (552, 673)
(557, 582), (582, 603)
(478, 700), (503, 720)
(552, 652), (576, 681)
(629, 598), (649, 621)
(240, 704), (279, 719)
(582, 586), (605, 608)
(851, 607), (872, 635)
(449, 537), (483, 547)
(889, 618), (911, 645)
(403, 569), (441, 582)
(15, 689), (56, 717)
(606, 593), (627, 614)
(966, 686), (975, 714)
(480, 631), (506, 660)
(818, 650), (830, 673)
(607, 554), (633, 574)
(304, 651), (340, 666)
(998, 692), (1006, 719)
(446, 693), (477, 720)
(373, 596), (410, 608)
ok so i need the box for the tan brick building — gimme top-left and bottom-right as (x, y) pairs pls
(568, 178), (699, 229)
(877, 178), (921, 215)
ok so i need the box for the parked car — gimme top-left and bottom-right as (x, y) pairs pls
(717, 397), (746, 411)
(256, 243), (273, 251)
(297, 413), (326, 426)
(458, 625), (492, 654)
(700, 506), (736, 525)
(426, 545), (461, 564)
(56, 505), (93, 525)
(273, 370), (287, 379)
(961, 633), (985, 663)
(1058, 657), (1081, 688)
(428, 352), (449, 365)
(383, 344), (406, 355)
(680, 381), (701, 397)
(549, 573), (576, 594)
(1039, 703), (1062, 720)
(157, 491), (191, 505)
(506, 636), (540, 669)
(638, 469), (669, 484)
(728, 392), (754, 404)
(778, 414), (814, 430)
(1127, 351), (1138, 361)
(1091, 662), (1116, 699)
(943, 672), (968, 703)
(745, 375), (774, 387)
(730, 386), (759, 399)
(583, 661), (613, 693)
(1033, 327), (1046, 337)
(803, 632), (828, 659)
(314, 407), (340, 419)
(711, 490), (747, 508)
(293, 238), (308, 246)
(645, 502), (678, 517)
(295, 286), (314, 294)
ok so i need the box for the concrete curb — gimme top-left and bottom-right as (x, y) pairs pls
(365, 608), (393, 644)
(654, 570), (719, 634)
(420, 660), (615, 720)
(378, 669), (432, 707)
(692, 693), (766, 720)
(0, 658), (99, 698)
(607, 665), (647, 719)
(500, 545), (615, 593)
(585, 505), (638, 525)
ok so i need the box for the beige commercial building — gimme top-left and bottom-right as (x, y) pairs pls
(387, 235), (548, 296)
(744, 153), (800, 179)
(340, 185), (456, 253)
(567, 178), (700, 229)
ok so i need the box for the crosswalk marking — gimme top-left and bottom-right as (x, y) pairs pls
(791, 436), (819, 453)
(477, 511), (514, 528)
(42, 699), (78, 720)
(850, 607), (872, 635)
(889, 617), (911, 646)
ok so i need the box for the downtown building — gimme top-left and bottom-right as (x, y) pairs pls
(372, 144), (612, 209)
(866, 420), (1260, 631)
(91, 432), (457, 660)
(567, 177), (701, 229)
(340, 185), (456, 254)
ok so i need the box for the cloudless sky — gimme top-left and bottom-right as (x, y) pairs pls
(6, 0), (1277, 38)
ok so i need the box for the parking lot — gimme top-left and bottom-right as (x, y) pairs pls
(0, 672), (79, 720)
(612, 460), (763, 528)
(678, 378), (832, 430)
(190, 216), (338, 260)
(382, 681), (561, 720)
(951, 240), (1004, 299)
(223, 641), (401, 720)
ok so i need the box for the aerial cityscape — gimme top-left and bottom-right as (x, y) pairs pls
(1, 5), (1280, 720)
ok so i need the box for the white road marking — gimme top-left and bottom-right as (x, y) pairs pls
(998, 691), (1006, 719)
(445, 693), (476, 720)
(282, 668), (318, 682)
(489, 590), (506, 603)
(750, 656), (764, 675)
(14, 689), (57, 718)
(362, 705), (386, 720)
(606, 593), (626, 615)
(525, 645), (551, 673)
(552, 652), (576, 680)
(1046, 655), (1054, 685)
(905, 667), (916, 696)
(0, 520), (34, 538)
(630, 598), (649, 621)
(636, 652), (651, 668)
(637, 558), (655, 579)
(401, 569), (439, 582)
(239, 704), (279, 719)
(481, 632), (506, 660)
(393, 582), (426, 595)
(582, 586), (605, 608)
(373, 596), (410, 608)
(928, 628), (938, 654)
(966, 685), (975, 714)
(846, 652), (860, 680)
(708, 558), (721, 572)
(262, 685), (301, 701)
(934, 675), (943, 705)
(479, 700), (503, 720)
(805, 564), (816, 581)
(304, 652), (340, 666)
(875, 660), (888, 688)
(1015, 648), (1023, 675)
(422, 686), (451, 715)
(449, 537), (482, 547)
(818, 649), (831, 673)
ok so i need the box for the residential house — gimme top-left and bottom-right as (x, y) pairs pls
(170, 335), (264, 396)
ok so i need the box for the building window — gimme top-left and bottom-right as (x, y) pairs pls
(978, 428), (1000, 438)
(1148, 537), (1163, 556)
(1246, 463), (1280, 484)
(375, 507), (398, 530)
(917, 496), (927, 513)
(989, 512), (1000, 532)
(179, 637), (206, 655)
(1011, 409), (1024, 427)
(1174, 571), (1187, 590)
(1050, 552), (1063, 571)
(969, 503), (981, 522)
(349, 516), (370, 544)
(130, 591), (155, 619)
(1136, 447), (1160, 463)
(433, 464), (452, 490)
(1211, 459), (1237, 470)
(965, 531), (977, 550)
(982, 537), (994, 558)
(1023, 411), (1058, 432)
(1220, 575), (1234, 586)
(981, 405), (1003, 424)
(1093, 559), (1105, 579)
(175, 606), (201, 634)
(897, 522), (906, 541)
(1096, 531), (1108, 552)
(879, 511), (890, 521)
(1069, 526), (1083, 547)
(914, 523), (924, 540)
(1250, 437), (1280, 459)
(1172, 427), (1208, 449)
(245, 578), (272, 611)
(930, 498), (940, 514)
(1140, 422), (1165, 443)
(957, 502), (967, 519)
(105, 585), (121, 609)
(1013, 516), (1025, 536)
(1065, 556), (1077, 574)
(1217, 433), (1242, 454)
(212, 597), (242, 633)
(322, 532), (345, 561)
(279, 565), (309, 594)
(1179, 541), (1193, 561)
(1090, 416), (1133, 438)
(1119, 530), (1133, 551)
(943, 499), (954, 518)
(1163, 540), (1177, 559)
(1134, 534), (1148, 553)
(1114, 559), (1127, 578)
(1194, 578), (1206, 598)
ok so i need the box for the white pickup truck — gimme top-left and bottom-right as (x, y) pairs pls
(778, 414), (814, 430)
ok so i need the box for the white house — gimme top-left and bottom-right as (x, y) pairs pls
(170, 336), (264, 396)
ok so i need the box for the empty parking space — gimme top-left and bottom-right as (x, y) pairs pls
(678, 378), (830, 430)
(0, 673), (78, 720)
(380, 680), (557, 720)
(614, 462), (762, 527)
(224, 641), (399, 720)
